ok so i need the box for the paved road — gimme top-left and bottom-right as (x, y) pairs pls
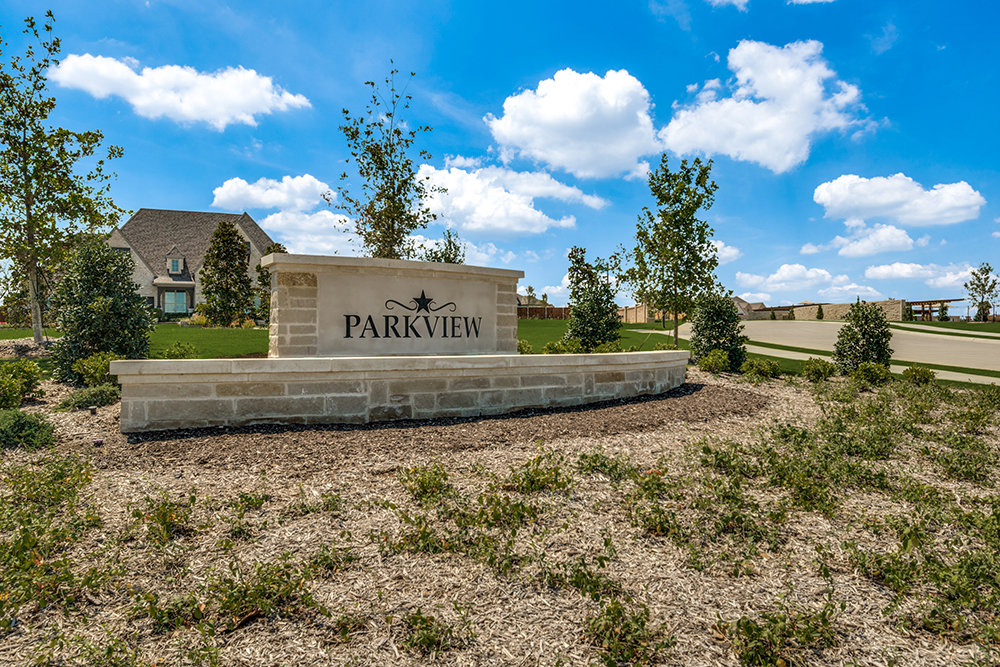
(670, 320), (1000, 375)
(891, 322), (1000, 339)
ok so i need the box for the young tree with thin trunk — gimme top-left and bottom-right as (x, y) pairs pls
(964, 262), (999, 322)
(0, 12), (124, 343)
(615, 154), (719, 346)
(330, 65), (441, 259)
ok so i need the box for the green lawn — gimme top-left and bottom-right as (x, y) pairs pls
(149, 324), (268, 358)
(517, 319), (688, 352)
(895, 320), (1000, 334)
(0, 327), (61, 340)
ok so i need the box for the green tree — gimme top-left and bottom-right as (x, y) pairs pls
(616, 154), (719, 346)
(689, 292), (747, 372)
(253, 241), (287, 322)
(563, 246), (620, 351)
(0, 12), (124, 344)
(332, 65), (440, 259)
(199, 220), (253, 326)
(832, 300), (893, 374)
(50, 241), (153, 383)
(938, 303), (950, 322)
(787, 306), (796, 321)
(964, 262), (998, 322)
(902, 302), (914, 321)
(816, 303), (824, 320)
(421, 228), (465, 264)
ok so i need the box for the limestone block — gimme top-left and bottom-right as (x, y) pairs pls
(236, 396), (325, 418)
(278, 272), (317, 287)
(215, 382), (287, 397)
(286, 381), (364, 396)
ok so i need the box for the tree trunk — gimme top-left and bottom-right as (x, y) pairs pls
(673, 310), (679, 346)
(27, 261), (44, 344)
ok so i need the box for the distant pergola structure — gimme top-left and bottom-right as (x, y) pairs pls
(908, 298), (964, 321)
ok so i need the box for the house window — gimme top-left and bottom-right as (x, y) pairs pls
(169, 259), (180, 274)
(163, 291), (188, 313)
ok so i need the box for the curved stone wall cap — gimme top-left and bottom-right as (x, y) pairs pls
(260, 253), (524, 279)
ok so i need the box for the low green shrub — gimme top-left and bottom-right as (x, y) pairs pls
(0, 375), (21, 410)
(57, 384), (121, 411)
(160, 341), (199, 359)
(72, 351), (123, 387)
(591, 341), (623, 353)
(0, 359), (44, 401)
(654, 341), (677, 351)
(503, 449), (574, 494)
(0, 409), (55, 449)
(517, 339), (533, 354)
(398, 463), (453, 505)
(852, 361), (892, 387)
(802, 357), (836, 382)
(902, 365), (936, 386)
(543, 338), (584, 354)
(740, 358), (780, 382)
(698, 349), (730, 374)
(586, 598), (672, 666)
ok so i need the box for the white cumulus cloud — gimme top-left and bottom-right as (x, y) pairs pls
(486, 69), (661, 179)
(864, 262), (973, 289)
(814, 173), (986, 226)
(818, 283), (883, 300)
(258, 210), (357, 255)
(711, 239), (743, 264)
(834, 224), (914, 257)
(739, 291), (772, 302)
(659, 39), (868, 173)
(418, 165), (600, 235)
(50, 53), (310, 130)
(736, 263), (845, 292)
(212, 174), (330, 212)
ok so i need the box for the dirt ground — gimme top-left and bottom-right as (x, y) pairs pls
(2, 369), (997, 665)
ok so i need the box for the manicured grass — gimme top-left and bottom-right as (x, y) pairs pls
(895, 320), (1000, 333)
(0, 327), (61, 340)
(890, 323), (1000, 340)
(517, 319), (688, 353)
(149, 324), (268, 358)
(746, 339), (1000, 380)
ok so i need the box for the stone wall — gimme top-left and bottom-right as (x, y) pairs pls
(112, 351), (689, 433)
(792, 299), (905, 321)
(263, 254), (523, 357)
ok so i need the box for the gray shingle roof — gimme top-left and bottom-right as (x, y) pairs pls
(117, 209), (274, 279)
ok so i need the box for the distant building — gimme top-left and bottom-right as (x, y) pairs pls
(108, 209), (274, 314)
(731, 296), (765, 320)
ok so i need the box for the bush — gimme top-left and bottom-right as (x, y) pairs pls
(517, 339), (533, 355)
(938, 303), (950, 322)
(186, 313), (208, 326)
(592, 341), (624, 353)
(0, 409), (55, 450)
(50, 241), (154, 383)
(562, 247), (621, 351)
(160, 342), (199, 359)
(852, 361), (892, 386)
(0, 375), (22, 409)
(72, 351), (123, 387)
(741, 358), (780, 382)
(543, 338), (584, 354)
(902, 365), (936, 386)
(690, 292), (747, 371)
(698, 349), (730, 374)
(0, 359), (44, 403)
(654, 341), (677, 351)
(57, 384), (121, 411)
(802, 357), (836, 382)
(831, 300), (893, 374)
(816, 303), (824, 320)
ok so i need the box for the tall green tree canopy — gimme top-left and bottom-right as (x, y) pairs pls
(964, 262), (998, 322)
(0, 12), (123, 343)
(615, 154), (719, 345)
(563, 246), (621, 352)
(199, 220), (253, 326)
(50, 241), (153, 383)
(332, 65), (440, 260)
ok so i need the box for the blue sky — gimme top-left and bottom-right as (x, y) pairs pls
(5, 0), (998, 310)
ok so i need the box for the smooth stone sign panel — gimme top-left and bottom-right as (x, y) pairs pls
(262, 254), (523, 357)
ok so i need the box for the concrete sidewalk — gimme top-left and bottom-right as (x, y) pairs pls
(890, 322), (1000, 339)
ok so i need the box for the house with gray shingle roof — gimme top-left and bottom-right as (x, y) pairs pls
(108, 209), (275, 314)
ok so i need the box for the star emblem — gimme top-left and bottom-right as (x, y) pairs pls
(413, 290), (433, 313)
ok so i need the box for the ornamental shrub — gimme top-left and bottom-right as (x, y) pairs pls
(517, 339), (533, 355)
(544, 338), (584, 354)
(690, 292), (747, 372)
(852, 361), (892, 387)
(0, 375), (21, 409)
(938, 303), (950, 322)
(801, 357), (836, 383)
(831, 300), (893, 374)
(0, 409), (55, 450)
(160, 342), (199, 359)
(902, 365), (936, 386)
(698, 349), (730, 374)
(0, 359), (44, 402)
(57, 384), (121, 411)
(50, 241), (153, 384)
(816, 303), (824, 320)
(654, 341), (677, 351)
(72, 351), (123, 387)
(740, 358), (780, 382)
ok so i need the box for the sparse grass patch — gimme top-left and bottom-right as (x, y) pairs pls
(403, 607), (474, 656)
(586, 598), (673, 666)
(577, 447), (637, 481)
(131, 489), (197, 545)
(503, 447), (574, 494)
(398, 462), (453, 505)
